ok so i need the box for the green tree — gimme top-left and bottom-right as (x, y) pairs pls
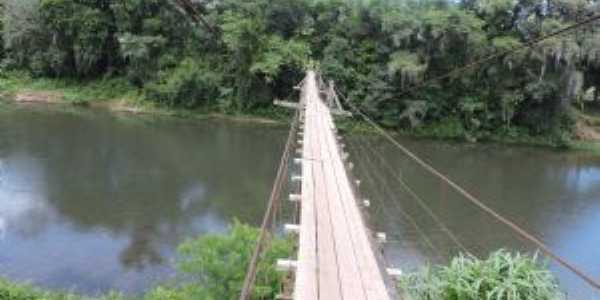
(2, 0), (599, 140)
(177, 221), (293, 300)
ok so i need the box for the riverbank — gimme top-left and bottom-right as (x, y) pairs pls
(2, 74), (599, 155)
(337, 112), (600, 155)
(0, 73), (288, 125)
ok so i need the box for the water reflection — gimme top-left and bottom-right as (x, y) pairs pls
(349, 136), (600, 299)
(566, 167), (600, 192)
(0, 105), (287, 294)
(0, 154), (53, 239)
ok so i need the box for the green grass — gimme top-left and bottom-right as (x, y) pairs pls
(0, 279), (129, 300)
(0, 280), (203, 300)
(0, 71), (142, 104)
(0, 71), (290, 125)
(399, 250), (564, 300)
(336, 116), (600, 156)
(570, 140), (600, 155)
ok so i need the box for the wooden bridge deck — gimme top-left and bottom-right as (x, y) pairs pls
(293, 71), (391, 300)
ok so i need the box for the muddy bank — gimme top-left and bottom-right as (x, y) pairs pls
(2, 90), (283, 125)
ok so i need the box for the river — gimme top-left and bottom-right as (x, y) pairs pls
(0, 103), (286, 294)
(348, 135), (600, 299)
(0, 103), (599, 298)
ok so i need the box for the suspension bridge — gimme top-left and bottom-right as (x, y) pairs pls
(238, 70), (400, 300)
(288, 71), (393, 299)
(222, 10), (600, 300)
(237, 68), (600, 300)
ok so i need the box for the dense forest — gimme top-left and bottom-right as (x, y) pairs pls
(1, 0), (599, 143)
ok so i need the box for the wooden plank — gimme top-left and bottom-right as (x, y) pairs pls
(294, 77), (318, 300)
(294, 120), (317, 298)
(294, 71), (391, 300)
(314, 94), (368, 300)
(319, 100), (390, 300)
(308, 74), (342, 299)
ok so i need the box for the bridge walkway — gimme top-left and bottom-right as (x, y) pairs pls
(293, 71), (391, 300)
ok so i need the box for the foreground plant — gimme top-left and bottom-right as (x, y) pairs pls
(399, 249), (564, 300)
(0, 279), (126, 300)
(177, 220), (293, 299)
(0, 221), (293, 300)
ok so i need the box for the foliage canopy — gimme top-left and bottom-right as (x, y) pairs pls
(1, 0), (599, 141)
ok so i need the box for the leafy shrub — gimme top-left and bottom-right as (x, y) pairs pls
(0, 222), (293, 300)
(119, 33), (167, 86)
(145, 59), (221, 108)
(409, 117), (468, 140)
(399, 249), (564, 300)
(177, 221), (293, 300)
(0, 279), (125, 300)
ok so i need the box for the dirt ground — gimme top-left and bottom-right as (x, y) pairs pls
(575, 111), (600, 141)
(14, 91), (63, 103)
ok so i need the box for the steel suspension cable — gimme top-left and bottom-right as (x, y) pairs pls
(355, 132), (471, 256)
(239, 104), (301, 300)
(337, 89), (600, 290)
(347, 135), (442, 259)
(345, 134), (388, 221)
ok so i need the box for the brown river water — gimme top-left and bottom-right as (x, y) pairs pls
(0, 102), (599, 298)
